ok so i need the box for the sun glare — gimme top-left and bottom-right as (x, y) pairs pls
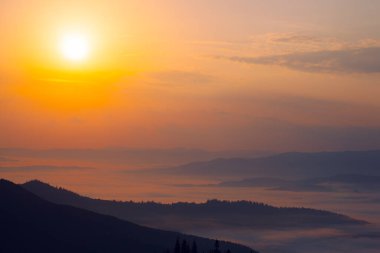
(60, 33), (90, 62)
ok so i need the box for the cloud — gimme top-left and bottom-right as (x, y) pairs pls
(248, 33), (380, 55)
(272, 34), (320, 44)
(249, 33), (345, 53)
(226, 47), (380, 73)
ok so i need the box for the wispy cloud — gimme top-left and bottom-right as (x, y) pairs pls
(212, 32), (380, 74)
(248, 33), (346, 55)
(226, 47), (380, 74)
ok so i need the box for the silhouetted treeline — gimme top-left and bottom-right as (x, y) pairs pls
(164, 239), (256, 253)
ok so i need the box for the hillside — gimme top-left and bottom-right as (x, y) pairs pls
(0, 179), (255, 253)
(22, 180), (366, 231)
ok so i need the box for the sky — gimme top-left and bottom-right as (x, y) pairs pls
(1, 0), (380, 152)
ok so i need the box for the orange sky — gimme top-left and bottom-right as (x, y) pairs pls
(1, 0), (380, 152)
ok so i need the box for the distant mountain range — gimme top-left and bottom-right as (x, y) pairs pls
(218, 174), (380, 192)
(22, 180), (366, 232)
(153, 150), (380, 179)
(0, 179), (254, 253)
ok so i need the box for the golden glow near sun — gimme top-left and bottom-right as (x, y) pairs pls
(60, 33), (90, 62)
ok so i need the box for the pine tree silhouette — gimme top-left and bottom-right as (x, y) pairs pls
(171, 238), (236, 253)
(181, 239), (190, 253)
(214, 240), (221, 253)
(191, 240), (198, 253)
(175, 238), (181, 253)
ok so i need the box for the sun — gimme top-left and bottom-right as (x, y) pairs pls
(60, 33), (90, 62)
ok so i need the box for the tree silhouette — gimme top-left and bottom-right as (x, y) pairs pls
(175, 238), (181, 253)
(171, 238), (236, 253)
(181, 239), (190, 253)
(191, 240), (198, 253)
(208, 240), (221, 253)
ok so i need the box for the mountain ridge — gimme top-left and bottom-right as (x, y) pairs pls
(152, 150), (380, 179)
(22, 180), (367, 231)
(0, 179), (255, 253)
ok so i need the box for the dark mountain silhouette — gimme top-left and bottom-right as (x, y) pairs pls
(219, 174), (380, 192)
(0, 179), (254, 253)
(154, 150), (380, 179)
(22, 180), (367, 231)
